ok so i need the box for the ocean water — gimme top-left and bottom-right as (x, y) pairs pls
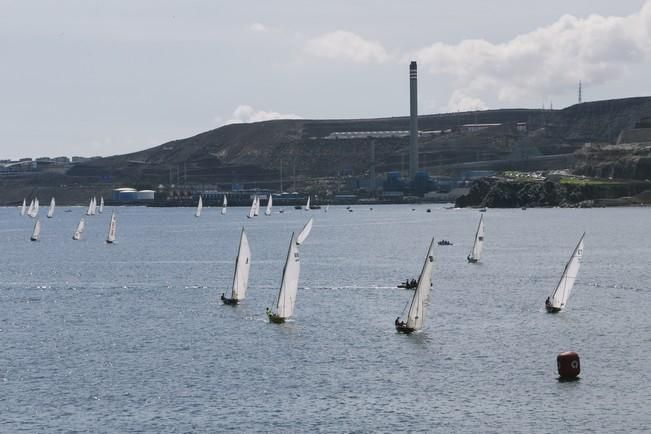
(1, 205), (650, 432)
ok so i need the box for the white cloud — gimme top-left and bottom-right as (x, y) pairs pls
(412, 1), (651, 111)
(304, 30), (390, 63)
(446, 90), (488, 112)
(249, 22), (267, 33)
(225, 105), (302, 124)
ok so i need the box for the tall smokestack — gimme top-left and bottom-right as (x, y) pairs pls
(409, 61), (418, 179)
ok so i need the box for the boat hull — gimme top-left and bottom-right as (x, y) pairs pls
(545, 305), (561, 313)
(221, 295), (239, 305)
(267, 312), (285, 324)
(467, 257), (478, 263)
(395, 324), (416, 334)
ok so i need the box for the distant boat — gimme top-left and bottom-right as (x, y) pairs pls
(195, 196), (203, 217)
(30, 219), (41, 241)
(296, 217), (313, 245)
(86, 198), (93, 216)
(545, 233), (585, 313)
(397, 279), (418, 290)
(247, 196), (256, 219)
(99, 197), (104, 214)
(72, 217), (85, 241)
(221, 195), (227, 215)
(28, 198), (39, 218)
(253, 195), (260, 217)
(265, 194), (273, 216)
(267, 232), (301, 324)
(479, 207), (487, 212)
(106, 212), (117, 243)
(47, 197), (55, 218)
(20, 198), (26, 216)
(395, 238), (435, 334)
(221, 228), (251, 305)
(467, 214), (485, 263)
(324, 205), (329, 213)
(90, 197), (97, 215)
(304, 196), (311, 211)
(438, 240), (453, 246)
(27, 198), (35, 217)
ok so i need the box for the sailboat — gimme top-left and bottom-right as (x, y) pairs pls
(267, 232), (301, 324)
(99, 197), (104, 214)
(395, 238), (436, 334)
(20, 198), (26, 216)
(47, 197), (55, 218)
(30, 219), (41, 241)
(26, 198), (35, 217)
(195, 195), (203, 217)
(304, 195), (311, 211)
(86, 198), (93, 216)
(265, 194), (273, 216)
(221, 195), (227, 215)
(72, 217), (85, 240)
(90, 197), (97, 215)
(296, 217), (313, 245)
(467, 214), (485, 263)
(324, 205), (329, 213)
(106, 212), (117, 243)
(253, 195), (260, 217)
(247, 196), (256, 219)
(221, 228), (251, 305)
(545, 233), (585, 313)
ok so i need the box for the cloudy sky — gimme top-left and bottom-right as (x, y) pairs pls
(1, 0), (650, 159)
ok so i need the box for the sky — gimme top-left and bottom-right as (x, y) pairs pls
(1, 0), (650, 159)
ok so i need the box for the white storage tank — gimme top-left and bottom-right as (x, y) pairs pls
(136, 190), (155, 200)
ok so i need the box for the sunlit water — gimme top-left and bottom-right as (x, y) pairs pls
(1, 205), (650, 432)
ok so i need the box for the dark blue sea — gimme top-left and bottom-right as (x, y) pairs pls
(1, 205), (650, 432)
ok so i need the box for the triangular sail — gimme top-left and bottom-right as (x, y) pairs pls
(86, 198), (93, 216)
(549, 233), (585, 309)
(195, 196), (203, 217)
(247, 196), (256, 218)
(273, 233), (300, 318)
(90, 197), (96, 215)
(47, 197), (55, 218)
(265, 195), (273, 216)
(20, 198), (26, 216)
(99, 197), (104, 213)
(296, 217), (313, 245)
(468, 215), (485, 262)
(27, 199), (34, 217)
(221, 195), (227, 215)
(31, 219), (41, 241)
(405, 238), (436, 330)
(73, 218), (85, 240)
(304, 196), (311, 211)
(34, 198), (39, 216)
(106, 212), (117, 243)
(253, 196), (260, 216)
(230, 228), (251, 301)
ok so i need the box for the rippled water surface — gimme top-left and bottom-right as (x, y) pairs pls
(1, 205), (650, 432)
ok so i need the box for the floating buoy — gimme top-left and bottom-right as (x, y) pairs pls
(557, 351), (580, 380)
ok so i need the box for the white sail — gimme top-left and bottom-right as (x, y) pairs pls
(247, 196), (256, 218)
(72, 217), (85, 240)
(86, 198), (93, 216)
(265, 195), (273, 216)
(273, 232), (301, 319)
(405, 238), (436, 330)
(195, 195), (203, 217)
(20, 198), (26, 216)
(90, 197), (97, 215)
(296, 217), (313, 245)
(47, 197), (55, 218)
(99, 197), (104, 213)
(34, 197), (39, 216)
(221, 195), (227, 215)
(324, 205), (329, 213)
(253, 196), (260, 216)
(304, 196), (311, 211)
(229, 228), (251, 301)
(106, 212), (117, 243)
(548, 233), (585, 310)
(468, 215), (485, 262)
(27, 199), (35, 217)
(30, 219), (41, 241)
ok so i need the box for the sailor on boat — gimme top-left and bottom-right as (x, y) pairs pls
(394, 317), (406, 327)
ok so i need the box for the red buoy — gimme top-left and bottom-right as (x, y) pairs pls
(557, 351), (580, 380)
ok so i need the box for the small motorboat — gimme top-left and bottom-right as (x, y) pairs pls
(437, 240), (453, 246)
(426, 209), (431, 213)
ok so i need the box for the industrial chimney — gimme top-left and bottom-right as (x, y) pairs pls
(409, 61), (418, 179)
